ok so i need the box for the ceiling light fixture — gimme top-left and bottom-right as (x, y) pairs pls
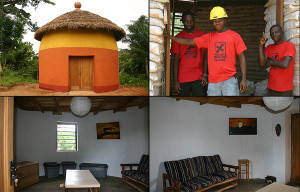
(263, 97), (293, 111)
(70, 97), (91, 116)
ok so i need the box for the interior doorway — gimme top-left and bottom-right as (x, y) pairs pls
(69, 56), (93, 91)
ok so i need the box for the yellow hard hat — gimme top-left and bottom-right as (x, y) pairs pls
(210, 6), (228, 20)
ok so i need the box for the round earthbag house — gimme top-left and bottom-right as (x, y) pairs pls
(34, 3), (126, 93)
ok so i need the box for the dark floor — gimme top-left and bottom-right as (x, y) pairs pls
(19, 177), (300, 192)
(19, 175), (147, 192)
(206, 179), (267, 192)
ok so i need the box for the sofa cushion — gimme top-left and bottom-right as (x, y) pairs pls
(122, 170), (149, 185)
(212, 170), (236, 180)
(137, 154), (149, 173)
(164, 159), (192, 182)
(204, 155), (223, 175)
(180, 171), (235, 192)
(180, 176), (214, 192)
(187, 156), (206, 177)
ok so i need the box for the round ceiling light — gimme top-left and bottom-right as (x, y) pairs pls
(70, 97), (91, 116)
(263, 97), (293, 111)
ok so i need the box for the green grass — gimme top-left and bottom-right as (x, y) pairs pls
(119, 72), (149, 89)
(0, 68), (38, 86)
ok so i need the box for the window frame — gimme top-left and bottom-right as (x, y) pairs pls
(56, 121), (78, 152)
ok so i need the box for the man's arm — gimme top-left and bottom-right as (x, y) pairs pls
(267, 56), (293, 69)
(201, 50), (208, 86)
(173, 53), (181, 93)
(258, 32), (268, 67)
(164, 30), (196, 46)
(238, 52), (247, 93)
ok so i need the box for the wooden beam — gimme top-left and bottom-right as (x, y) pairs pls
(276, 0), (284, 28)
(0, 97), (14, 192)
(165, 1), (171, 96)
(93, 101), (106, 115)
(138, 101), (149, 109)
(31, 97), (44, 113)
(113, 97), (136, 113)
(53, 97), (62, 115)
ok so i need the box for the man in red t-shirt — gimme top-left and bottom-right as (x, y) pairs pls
(259, 24), (296, 96)
(171, 11), (207, 96)
(164, 6), (247, 96)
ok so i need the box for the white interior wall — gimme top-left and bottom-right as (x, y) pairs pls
(149, 97), (299, 192)
(16, 106), (149, 177)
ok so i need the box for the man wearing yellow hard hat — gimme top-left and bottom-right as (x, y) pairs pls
(164, 6), (247, 96)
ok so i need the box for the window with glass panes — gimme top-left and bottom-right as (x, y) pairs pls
(57, 122), (77, 152)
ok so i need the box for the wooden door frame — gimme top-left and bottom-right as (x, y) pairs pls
(0, 97), (14, 192)
(68, 55), (94, 91)
(285, 109), (300, 184)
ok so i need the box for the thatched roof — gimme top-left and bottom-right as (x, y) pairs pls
(34, 6), (126, 41)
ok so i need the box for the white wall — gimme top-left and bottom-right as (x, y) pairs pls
(16, 106), (149, 177)
(149, 97), (299, 192)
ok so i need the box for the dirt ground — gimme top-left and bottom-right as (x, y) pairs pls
(0, 83), (148, 96)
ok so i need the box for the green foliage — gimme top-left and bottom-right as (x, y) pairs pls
(120, 15), (148, 76)
(0, 0), (55, 31)
(5, 41), (39, 79)
(57, 132), (76, 151)
(119, 71), (148, 89)
(0, 15), (25, 57)
(0, 68), (38, 86)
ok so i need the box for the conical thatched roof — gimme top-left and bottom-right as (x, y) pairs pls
(34, 5), (126, 41)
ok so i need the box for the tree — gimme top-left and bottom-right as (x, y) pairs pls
(0, 0), (54, 31)
(5, 41), (39, 79)
(0, 15), (25, 69)
(120, 15), (148, 76)
(0, 0), (54, 71)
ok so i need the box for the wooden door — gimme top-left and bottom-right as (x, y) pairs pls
(0, 97), (14, 192)
(69, 56), (93, 91)
(291, 113), (300, 184)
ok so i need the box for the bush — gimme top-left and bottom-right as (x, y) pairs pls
(119, 71), (148, 89)
(0, 68), (38, 86)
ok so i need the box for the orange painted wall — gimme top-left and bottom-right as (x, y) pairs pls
(39, 47), (119, 93)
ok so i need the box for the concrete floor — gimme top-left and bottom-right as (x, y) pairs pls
(19, 177), (299, 192)
(19, 175), (147, 192)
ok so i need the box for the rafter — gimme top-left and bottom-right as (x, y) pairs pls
(113, 97), (137, 113)
(53, 97), (62, 115)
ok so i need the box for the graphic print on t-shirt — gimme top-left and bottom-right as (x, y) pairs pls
(185, 46), (198, 58)
(270, 53), (279, 61)
(270, 53), (279, 70)
(214, 42), (226, 61)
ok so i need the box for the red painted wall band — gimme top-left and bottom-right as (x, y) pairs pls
(39, 83), (69, 92)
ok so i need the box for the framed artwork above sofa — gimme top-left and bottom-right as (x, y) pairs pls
(229, 118), (257, 135)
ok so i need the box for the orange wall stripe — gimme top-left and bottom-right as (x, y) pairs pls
(39, 29), (118, 51)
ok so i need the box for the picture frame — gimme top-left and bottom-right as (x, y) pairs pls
(96, 122), (120, 139)
(229, 118), (257, 135)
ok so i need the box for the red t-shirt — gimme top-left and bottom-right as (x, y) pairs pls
(194, 30), (247, 83)
(170, 29), (206, 83)
(264, 41), (295, 92)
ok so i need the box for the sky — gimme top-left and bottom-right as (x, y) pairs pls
(22, 0), (148, 53)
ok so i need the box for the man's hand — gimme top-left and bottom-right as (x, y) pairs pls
(174, 81), (181, 93)
(163, 27), (169, 38)
(259, 32), (267, 46)
(201, 75), (208, 86)
(240, 79), (247, 93)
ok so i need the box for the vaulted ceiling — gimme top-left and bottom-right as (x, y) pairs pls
(14, 97), (149, 115)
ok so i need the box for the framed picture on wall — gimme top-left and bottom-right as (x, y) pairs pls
(229, 118), (257, 135)
(96, 122), (120, 139)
